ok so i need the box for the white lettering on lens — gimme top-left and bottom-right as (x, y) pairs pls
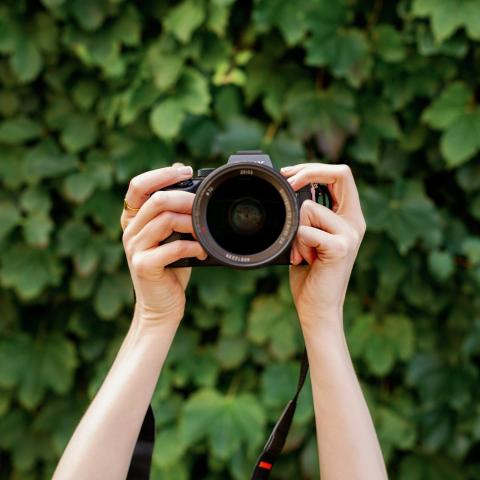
(225, 253), (251, 263)
(240, 169), (253, 175)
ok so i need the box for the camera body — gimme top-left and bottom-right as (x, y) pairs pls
(161, 151), (331, 269)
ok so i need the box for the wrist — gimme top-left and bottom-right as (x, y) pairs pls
(133, 302), (183, 329)
(298, 306), (345, 340)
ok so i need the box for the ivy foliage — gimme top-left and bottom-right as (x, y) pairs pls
(0, 0), (480, 478)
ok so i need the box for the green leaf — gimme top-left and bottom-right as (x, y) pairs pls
(373, 25), (406, 63)
(94, 273), (132, 319)
(10, 37), (43, 83)
(164, 0), (205, 43)
(0, 201), (21, 241)
(180, 389), (265, 459)
(22, 211), (54, 247)
(214, 336), (248, 369)
(0, 116), (42, 144)
(347, 313), (376, 358)
(23, 140), (77, 182)
(0, 245), (62, 299)
(306, 28), (371, 87)
(146, 41), (185, 92)
(285, 84), (358, 140)
(60, 113), (98, 153)
(0, 13), (19, 54)
(261, 362), (298, 408)
(412, 0), (480, 42)
(0, 333), (77, 409)
(63, 172), (96, 203)
(364, 335), (396, 376)
(384, 315), (415, 362)
(152, 427), (187, 469)
(253, 0), (310, 45)
(361, 181), (442, 253)
(440, 111), (480, 167)
(71, 0), (106, 31)
(180, 389), (224, 443)
(150, 99), (186, 140)
(378, 407), (417, 450)
(428, 250), (455, 281)
(215, 117), (264, 154)
(72, 80), (99, 110)
(177, 69), (211, 115)
(422, 83), (472, 130)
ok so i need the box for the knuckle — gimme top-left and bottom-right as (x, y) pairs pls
(350, 228), (361, 245)
(151, 190), (166, 206)
(301, 199), (315, 214)
(160, 211), (174, 225)
(129, 176), (141, 194)
(334, 237), (350, 258)
(172, 241), (186, 257)
(358, 218), (367, 237)
(339, 164), (352, 177)
(131, 253), (146, 276)
(122, 230), (133, 257)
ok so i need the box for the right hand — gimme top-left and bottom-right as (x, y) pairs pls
(121, 164), (207, 327)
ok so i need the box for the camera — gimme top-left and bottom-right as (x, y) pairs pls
(161, 151), (332, 269)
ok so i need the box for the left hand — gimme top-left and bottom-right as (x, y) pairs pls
(280, 163), (366, 330)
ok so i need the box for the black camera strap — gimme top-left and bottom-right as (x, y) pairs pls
(249, 349), (309, 479)
(128, 350), (309, 479)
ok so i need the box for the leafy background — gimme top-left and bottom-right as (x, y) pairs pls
(0, 0), (480, 478)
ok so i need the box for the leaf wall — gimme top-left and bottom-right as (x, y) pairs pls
(0, 0), (480, 478)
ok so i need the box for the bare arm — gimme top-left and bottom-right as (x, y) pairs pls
(54, 164), (206, 480)
(282, 163), (388, 480)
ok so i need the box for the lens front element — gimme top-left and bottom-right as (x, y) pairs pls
(192, 162), (299, 268)
(229, 197), (265, 235)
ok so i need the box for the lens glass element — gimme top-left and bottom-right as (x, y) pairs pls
(206, 176), (285, 255)
(228, 198), (265, 235)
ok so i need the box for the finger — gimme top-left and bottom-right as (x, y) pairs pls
(133, 240), (207, 274)
(132, 213), (194, 252)
(281, 163), (362, 222)
(293, 225), (337, 265)
(121, 164), (193, 229)
(124, 191), (195, 239)
(290, 237), (303, 265)
(300, 200), (349, 235)
(280, 163), (313, 177)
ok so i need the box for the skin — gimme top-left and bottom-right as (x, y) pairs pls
(53, 162), (388, 480)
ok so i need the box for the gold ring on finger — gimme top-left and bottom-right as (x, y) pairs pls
(123, 199), (140, 213)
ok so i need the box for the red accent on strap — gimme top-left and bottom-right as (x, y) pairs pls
(258, 461), (272, 470)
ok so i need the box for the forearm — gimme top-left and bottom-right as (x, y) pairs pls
(54, 314), (178, 480)
(301, 313), (387, 480)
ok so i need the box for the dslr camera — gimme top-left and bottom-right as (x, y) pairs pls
(162, 151), (331, 269)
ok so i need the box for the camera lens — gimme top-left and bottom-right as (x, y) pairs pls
(228, 197), (265, 235)
(192, 162), (299, 268)
(206, 176), (285, 254)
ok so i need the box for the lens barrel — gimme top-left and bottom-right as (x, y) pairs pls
(191, 162), (299, 268)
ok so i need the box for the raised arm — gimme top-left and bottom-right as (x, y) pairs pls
(282, 164), (388, 480)
(53, 164), (206, 480)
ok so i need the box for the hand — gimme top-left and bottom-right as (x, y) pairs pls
(281, 163), (366, 330)
(121, 164), (207, 327)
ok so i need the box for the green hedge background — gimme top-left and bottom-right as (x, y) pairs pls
(1, 0), (480, 478)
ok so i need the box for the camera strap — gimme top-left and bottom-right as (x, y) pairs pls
(250, 349), (309, 479)
(128, 351), (309, 479)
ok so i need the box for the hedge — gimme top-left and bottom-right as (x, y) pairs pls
(1, 0), (480, 479)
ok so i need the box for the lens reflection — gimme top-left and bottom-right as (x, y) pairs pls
(206, 176), (285, 255)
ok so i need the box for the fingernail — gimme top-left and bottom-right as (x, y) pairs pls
(287, 176), (295, 184)
(281, 166), (292, 173)
(178, 166), (192, 176)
